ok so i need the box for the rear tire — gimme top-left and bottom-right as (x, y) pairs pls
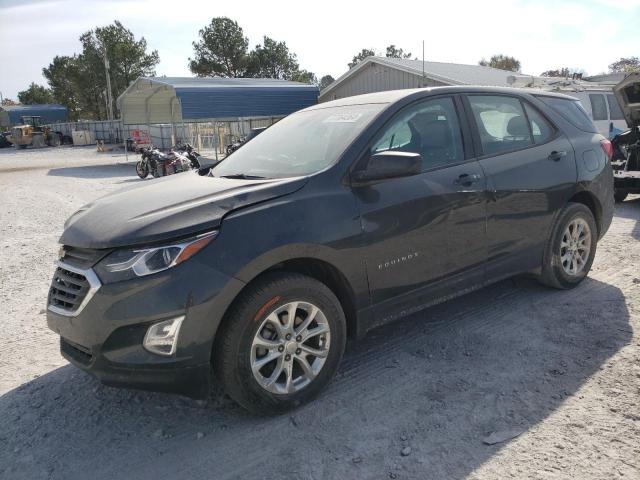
(213, 272), (346, 415)
(539, 203), (597, 289)
(614, 189), (628, 203)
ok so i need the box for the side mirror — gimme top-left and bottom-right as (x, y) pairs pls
(351, 151), (422, 184)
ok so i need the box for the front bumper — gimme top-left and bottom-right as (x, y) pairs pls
(60, 336), (211, 397)
(46, 257), (245, 399)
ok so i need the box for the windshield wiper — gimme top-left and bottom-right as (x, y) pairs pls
(219, 173), (267, 180)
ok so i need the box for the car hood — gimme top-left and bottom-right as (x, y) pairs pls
(60, 173), (307, 249)
(614, 72), (640, 128)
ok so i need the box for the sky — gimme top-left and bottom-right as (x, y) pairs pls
(1, 0), (639, 100)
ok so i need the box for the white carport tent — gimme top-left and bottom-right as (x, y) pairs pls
(117, 77), (183, 141)
(117, 77), (214, 153)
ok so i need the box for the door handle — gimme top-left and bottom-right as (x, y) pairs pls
(548, 150), (567, 161)
(454, 173), (481, 186)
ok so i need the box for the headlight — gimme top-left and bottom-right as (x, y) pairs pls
(95, 231), (218, 283)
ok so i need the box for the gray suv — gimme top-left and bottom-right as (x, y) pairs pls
(47, 86), (614, 414)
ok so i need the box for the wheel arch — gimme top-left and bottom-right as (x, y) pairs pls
(215, 248), (363, 345)
(568, 189), (602, 236)
(263, 257), (359, 339)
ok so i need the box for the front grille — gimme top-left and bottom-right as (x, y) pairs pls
(61, 338), (92, 366)
(48, 266), (91, 313)
(60, 245), (109, 269)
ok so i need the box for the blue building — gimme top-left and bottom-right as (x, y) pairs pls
(0, 104), (68, 127)
(117, 77), (319, 125)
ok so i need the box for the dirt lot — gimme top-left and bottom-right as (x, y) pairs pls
(0, 146), (639, 480)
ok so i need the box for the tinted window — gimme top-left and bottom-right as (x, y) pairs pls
(213, 103), (385, 179)
(607, 94), (625, 120)
(371, 97), (464, 170)
(524, 103), (554, 144)
(537, 96), (597, 133)
(468, 95), (532, 155)
(589, 94), (608, 121)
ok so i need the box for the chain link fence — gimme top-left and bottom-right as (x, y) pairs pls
(46, 117), (282, 157)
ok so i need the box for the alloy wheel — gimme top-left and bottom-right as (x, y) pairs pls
(250, 301), (331, 395)
(560, 217), (591, 276)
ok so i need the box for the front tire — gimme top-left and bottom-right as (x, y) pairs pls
(213, 272), (346, 414)
(47, 133), (61, 147)
(539, 203), (597, 289)
(135, 161), (149, 179)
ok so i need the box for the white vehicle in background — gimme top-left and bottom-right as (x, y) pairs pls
(570, 89), (627, 138)
(508, 75), (628, 138)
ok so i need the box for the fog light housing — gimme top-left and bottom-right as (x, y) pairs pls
(143, 316), (185, 356)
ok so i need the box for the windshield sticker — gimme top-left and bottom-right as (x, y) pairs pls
(323, 113), (363, 123)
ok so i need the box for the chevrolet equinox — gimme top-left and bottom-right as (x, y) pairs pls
(47, 86), (614, 414)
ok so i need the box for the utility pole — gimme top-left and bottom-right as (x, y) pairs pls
(103, 48), (115, 121)
(422, 40), (425, 88)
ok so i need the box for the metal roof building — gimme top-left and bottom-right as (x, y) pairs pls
(0, 104), (68, 127)
(584, 72), (626, 85)
(319, 56), (530, 102)
(117, 77), (319, 125)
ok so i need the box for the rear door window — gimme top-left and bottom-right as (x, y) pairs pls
(467, 95), (533, 155)
(607, 94), (625, 120)
(589, 94), (608, 121)
(537, 96), (598, 133)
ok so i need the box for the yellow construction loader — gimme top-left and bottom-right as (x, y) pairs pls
(8, 116), (61, 149)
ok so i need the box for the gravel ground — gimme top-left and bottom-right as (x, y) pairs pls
(0, 146), (639, 480)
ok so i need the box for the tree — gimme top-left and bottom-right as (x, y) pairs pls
(43, 55), (82, 120)
(80, 20), (159, 117)
(246, 36), (300, 80)
(42, 20), (159, 120)
(348, 48), (376, 69)
(540, 67), (572, 77)
(291, 69), (317, 84)
(349, 45), (414, 69)
(609, 56), (640, 73)
(385, 45), (412, 59)
(17, 83), (54, 104)
(478, 54), (521, 72)
(1, 98), (18, 106)
(189, 17), (249, 77)
(319, 75), (335, 90)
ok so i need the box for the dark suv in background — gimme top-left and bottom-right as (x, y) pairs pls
(47, 86), (613, 414)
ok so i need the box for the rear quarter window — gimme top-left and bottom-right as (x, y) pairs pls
(537, 96), (598, 133)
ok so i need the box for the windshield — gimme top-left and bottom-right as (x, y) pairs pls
(212, 103), (386, 179)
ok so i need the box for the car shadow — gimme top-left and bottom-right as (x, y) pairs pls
(0, 276), (632, 479)
(47, 163), (135, 179)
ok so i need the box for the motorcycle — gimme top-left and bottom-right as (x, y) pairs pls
(136, 145), (199, 179)
(225, 127), (267, 155)
(174, 142), (201, 169)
